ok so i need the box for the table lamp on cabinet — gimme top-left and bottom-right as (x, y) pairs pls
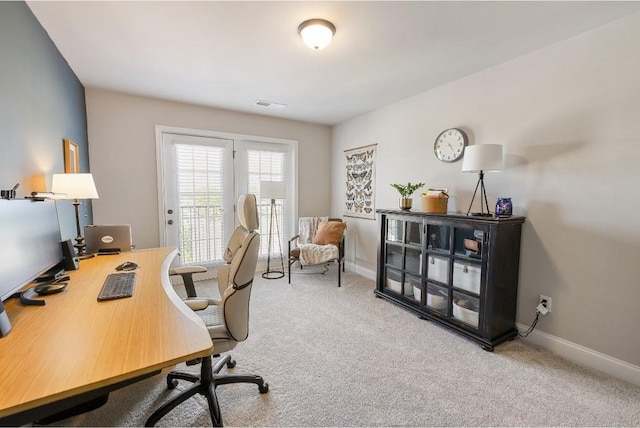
(52, 173), (99, 258)
(462, 144), (503, 217)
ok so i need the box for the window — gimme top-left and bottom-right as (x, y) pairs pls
(247, 145), (287, 257)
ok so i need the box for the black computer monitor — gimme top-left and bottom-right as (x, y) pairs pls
(0, 199), (64, 301)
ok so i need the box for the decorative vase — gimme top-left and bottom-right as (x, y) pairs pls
(495, 197), (513, 216)
(399, 197), (413, 210)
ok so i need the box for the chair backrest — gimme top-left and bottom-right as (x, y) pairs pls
(298, 216), (343, 244)
(298, 217), (344, 244)
(223, 194), (259, 262)
(220, 194), (260, 342)
(223, 231), (259, 341)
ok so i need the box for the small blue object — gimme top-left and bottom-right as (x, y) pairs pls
(495, 197), (513, 216)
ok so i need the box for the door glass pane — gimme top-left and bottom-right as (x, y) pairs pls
(175, 143), (225, 264)
(427, 255), (449, 284)
(405, 247), (422, 274)
(453, 292), (480, 328)
(387, 219), (403, 242)
(405, 274), (421, 304)
(406, 221), (421, 245)
(385, 243), (403, 269)
(427, 283), (449, 314)
(427, 225), (450, 252)
(249, 149), (286, 257)
(455, 228), (484, 259)
(385, 268), (403, 294)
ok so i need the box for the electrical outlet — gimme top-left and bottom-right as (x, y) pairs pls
(539, 295), (552, 313)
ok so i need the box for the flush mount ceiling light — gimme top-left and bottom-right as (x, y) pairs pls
(298, 19), (336, 50)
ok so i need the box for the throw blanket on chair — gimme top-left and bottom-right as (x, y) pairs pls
(298, 217), (328, 244)
(299, 243), (339, 266)
(297, 217), (338, 266)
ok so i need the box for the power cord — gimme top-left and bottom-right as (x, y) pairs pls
(517, 298), (550, 337)
(517, 309), (540, 337)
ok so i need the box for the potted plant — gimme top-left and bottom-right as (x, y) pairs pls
(391, 182), (425, 210)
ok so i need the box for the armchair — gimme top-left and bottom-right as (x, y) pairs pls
(287, 217), (346, 287)
(146, 194), (268, 427)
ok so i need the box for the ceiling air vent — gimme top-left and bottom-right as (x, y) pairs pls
(255, 100), (287, 110)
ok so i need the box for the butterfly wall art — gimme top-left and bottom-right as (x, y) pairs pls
(344, 144), (376, 220)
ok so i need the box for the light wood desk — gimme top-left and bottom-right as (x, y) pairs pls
(0, 247), (213, 425)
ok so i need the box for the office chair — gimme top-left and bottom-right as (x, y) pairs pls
(287, 217), (346, 286)
(146, 194), (268, 427)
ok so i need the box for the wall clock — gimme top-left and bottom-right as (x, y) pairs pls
(434, 128), (468, 163)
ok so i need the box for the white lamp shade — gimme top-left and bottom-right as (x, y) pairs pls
(298, 19), (336, 50)
(462, 145), (503, 173)
(260, 181), (286, 200)
(52, 173), (99, 199)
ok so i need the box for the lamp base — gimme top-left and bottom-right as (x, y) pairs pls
(262, 271), (285, 280)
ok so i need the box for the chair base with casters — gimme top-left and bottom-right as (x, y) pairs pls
(147, 194), (266, 426)
(145, 354), (268, 427)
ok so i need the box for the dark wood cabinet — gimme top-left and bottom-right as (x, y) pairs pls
(375, 209), (525, 351)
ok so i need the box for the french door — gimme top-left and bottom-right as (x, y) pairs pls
(157, 127), (296, 268)
(160, 133), (235, 267)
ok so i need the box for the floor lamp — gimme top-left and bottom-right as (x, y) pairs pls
(52, 173), (99, 258)
(260, 181), (286, 279)
(462, 145), (503, 217)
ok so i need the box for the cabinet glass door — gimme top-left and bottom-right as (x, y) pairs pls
(452, 261), (481, 295)
(427, 225), (450, 253)
(452, 291), (480, 329)
(385, 243), (403, 270)
(454, 228), (485, 259)
(405, 274), (421, 304)
(426, 255), (449, 284)
(406, 221), (422, 246)
(387, 219), (404, 242)
(426, 283), (449, 314)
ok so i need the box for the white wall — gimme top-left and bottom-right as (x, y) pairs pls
(86, 89), (331, 250)
(332, 13), (640, 367)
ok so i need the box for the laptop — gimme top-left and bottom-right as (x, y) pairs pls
(84, 224), (132, 254)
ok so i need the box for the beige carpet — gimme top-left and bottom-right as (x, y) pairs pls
(53, 269), (639, 427)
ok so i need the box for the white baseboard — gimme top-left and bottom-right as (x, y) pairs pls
(346, 261), (376, 281)
(516, 322), (640, 387)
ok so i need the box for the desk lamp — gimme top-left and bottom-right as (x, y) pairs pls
(260, 181), (286, 279)
(52, 173), (99, 258)
(462, 145), (503, 217)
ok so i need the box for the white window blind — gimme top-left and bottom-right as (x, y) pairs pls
(248, 147), (286, 257)
(175, 143), (225, 265)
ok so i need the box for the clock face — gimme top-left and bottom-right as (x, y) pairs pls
(434, 128), (468, 163)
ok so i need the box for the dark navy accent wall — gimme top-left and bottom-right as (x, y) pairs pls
(0, 1), (91, 241)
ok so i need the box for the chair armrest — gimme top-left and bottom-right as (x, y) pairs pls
(170, 265), (207, 298)
(184, 297), (221, 311)
(288, 235), (300, 256)
(170, 266), (207, 276)
(183, 298), (210, 311)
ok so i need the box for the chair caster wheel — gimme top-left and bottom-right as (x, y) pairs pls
(167, 378), (178, 390)
(227, 358), (236, 369)
(259, 383), (269, 394)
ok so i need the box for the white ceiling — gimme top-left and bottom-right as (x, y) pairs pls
(27, 1), (640, 126)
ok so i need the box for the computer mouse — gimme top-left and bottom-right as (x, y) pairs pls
(115, 262), (138, 271)
(34, 283), (67, 295)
